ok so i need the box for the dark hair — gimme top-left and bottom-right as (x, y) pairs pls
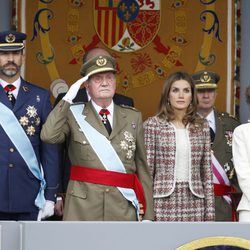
(158, 71), (202, 125)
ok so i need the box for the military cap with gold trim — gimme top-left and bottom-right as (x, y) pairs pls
(191, 70), (220, 89)
(80, 55), (117, 77)
(0, 30), (27, 51)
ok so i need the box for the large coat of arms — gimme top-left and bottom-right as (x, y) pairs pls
(94, 0), (161, 52)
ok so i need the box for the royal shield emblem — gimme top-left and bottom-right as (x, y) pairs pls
(94, 0), (161, 52)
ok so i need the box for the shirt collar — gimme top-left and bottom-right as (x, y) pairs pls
(0, 77), (21, 98)
(91, 100), (114, 117)
(206, 109), (216, 132)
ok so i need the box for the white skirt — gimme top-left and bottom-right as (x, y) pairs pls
(239, 210), (250, 222)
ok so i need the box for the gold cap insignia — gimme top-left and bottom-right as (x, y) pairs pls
(200, 72), (211, 83)
(5, 33), (16, 43)
(96, 56), (107, 67)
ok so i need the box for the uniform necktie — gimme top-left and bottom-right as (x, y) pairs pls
(99, 109), (112, 135)
(209, 126), (215, 143)
(4, 84), (16, 106)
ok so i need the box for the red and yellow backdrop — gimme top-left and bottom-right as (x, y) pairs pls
(14, 0), (239, 120)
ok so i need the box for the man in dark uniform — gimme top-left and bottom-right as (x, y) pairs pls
(0, 30), (59, 220)
(41, 47), (154, 221)
(192, 70), (241, 221)
(53, 58), (134, 219)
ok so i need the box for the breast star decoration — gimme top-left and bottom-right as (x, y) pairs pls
(19, 105), (40, 136)
(26, 125), (36, 136)
(224, 158), (235, 180)
(224, 130), (233, 147)
(120, 131), (136, 159)
(19, 116), (29, 126)
(26, 105), (38, 118)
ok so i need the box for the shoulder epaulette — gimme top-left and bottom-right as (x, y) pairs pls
(120, 104), (139, 112)
(218, 112), (229, 118)
(218, 112), (239, 122)
(229, 114), (239, 120)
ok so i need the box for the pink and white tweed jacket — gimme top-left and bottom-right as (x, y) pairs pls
(144, 116), (215, 220)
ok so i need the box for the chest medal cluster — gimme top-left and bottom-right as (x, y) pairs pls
(19, 105), (41, 136)
(120, 131), (136, 160)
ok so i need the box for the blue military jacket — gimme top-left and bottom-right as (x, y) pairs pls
(0, 78), (59, 213)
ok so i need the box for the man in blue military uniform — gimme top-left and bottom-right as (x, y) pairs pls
(0, 30), (59, 220)
(192, 70), (241, 221)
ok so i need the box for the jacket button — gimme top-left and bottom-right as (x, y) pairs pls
(9, 163), (14, 168)
(9, 148), (15, 152)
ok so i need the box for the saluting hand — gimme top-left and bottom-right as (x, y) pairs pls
(63, 75), (89, 103)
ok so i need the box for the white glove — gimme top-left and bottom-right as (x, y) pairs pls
(54, 197), (64, 216)
(37, 200), (55, 221)
(62, 75), (89, 103)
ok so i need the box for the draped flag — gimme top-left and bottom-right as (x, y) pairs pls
(15, 0), (238, 120)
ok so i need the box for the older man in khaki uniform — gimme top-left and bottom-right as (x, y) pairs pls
(192, 71), (241, 221)
(41, 48), (154, 221)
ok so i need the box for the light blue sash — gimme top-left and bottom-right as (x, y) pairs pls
(70, 104), (140, 219)
(0, 102), (46, 209)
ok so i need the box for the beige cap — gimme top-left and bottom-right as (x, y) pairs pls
(80, 55), (117, 77)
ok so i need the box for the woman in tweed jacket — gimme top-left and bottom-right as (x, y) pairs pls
(144, 71), (215, 221)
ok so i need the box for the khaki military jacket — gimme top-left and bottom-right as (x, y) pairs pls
(41, 100), (154, 221)
(212, 109), (240, 221)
